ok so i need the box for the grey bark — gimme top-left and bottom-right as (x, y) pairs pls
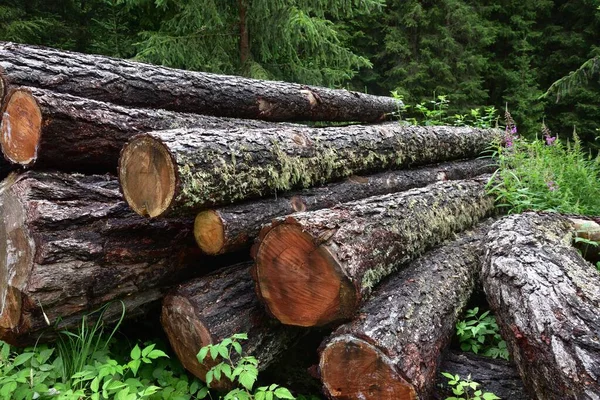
(131, 123), (499, 216)
(198, 158), (496, 255)
(0, 171), (239, 346)
(0, 41), (401, 122)
(482, 212), (600, 400)
(319, 224), (491, 399)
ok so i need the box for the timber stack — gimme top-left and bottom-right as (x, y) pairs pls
(1, 41), (599, 400)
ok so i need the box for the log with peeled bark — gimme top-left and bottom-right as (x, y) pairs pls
(194, 158), (496, 255)
(0, 41), (400, 122)
(251, 178), (495, 328)
(0, 171), (240, 346)
(0, 87), (283, 173)
(119, 123), (498, 217)
(482, 212), (600, 400)
(318, 224), (490, 400)
(161, 262), (302, 390)
(434, 350), (530, 400)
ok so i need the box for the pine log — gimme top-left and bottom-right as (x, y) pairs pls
(434, 350), (530, 400)
(119, 123), (498, 217)
(0, 41), (400, 122)
(0, 171), (240, 346)
(194, 158), (496, 255)
(482, 213), (600, 400)
(251, 178), (495, 327)
(0, 87), (284, 173)
(318, 224), (490, 399)
(161, 262), (302, 390)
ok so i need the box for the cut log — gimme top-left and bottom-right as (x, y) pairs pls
(434, 350), (531, 400)
(0, 171), (241, 346)
(482, 212), (600, 400)
(318, 224), (490, 400)
(161, 262), (302, 390)
(0, 87), (284, 173)
(194, 158), (496, 255)
(0, 41), (400, 122)
(119, 123), (498, 217)
(251, 178), (495, 327)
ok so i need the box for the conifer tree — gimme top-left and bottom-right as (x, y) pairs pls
(123, 0), (384, 86)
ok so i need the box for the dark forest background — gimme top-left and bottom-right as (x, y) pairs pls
(1, 0), (598, 142)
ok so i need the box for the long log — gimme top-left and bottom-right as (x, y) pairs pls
(251, 178), (495, 327)
(0, 171), (240, 346)
(161, 262), (302, 390)
(434, 350), (530, 400)
(0, 41), (400, 122)
(0, 87), (284, 173)
(194, 158), (496, 255)
(482, 213), (600, 400)
(318, 224), (490, 399)
(119, 124), (498, 217)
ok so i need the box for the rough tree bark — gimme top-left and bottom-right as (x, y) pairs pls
(194, 158), (496, 255)
(0, 171), (239, 346)
(0, 41), (400, 122)
(251, 178), (495, 327)
(161, 262), (302, 390)
(118, 123), (498, 217)
(482, 212), (600, 400)
(434, 350), (530, 400)
(318, 224), (490, 399)
(0, 87), (287, 173)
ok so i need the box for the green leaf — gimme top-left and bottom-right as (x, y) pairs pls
(148, 349), (168, 360)
(197, 347), (209, 363)
(232, 333), (248, 340)
(142, 344), (156, 357)
(209, 346), (219, 361)
(91, 377), (100, 392)
(205, 370), (213, 386)
(482, 393), (501, 400)
(13, 353), (34, 366)
(274, 387), (295, 399)
(239, 370), (257, 390)
(130, 345), (141, 360)
(196, 386), (209, 399)
(232, 342), (243, 355)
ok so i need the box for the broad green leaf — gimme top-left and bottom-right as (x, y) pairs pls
(197, 347), (209, 362)
(130, 345), (141, 360)
(274, 387), (295, 399)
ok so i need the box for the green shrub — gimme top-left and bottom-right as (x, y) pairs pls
(455, 308), (509, 361)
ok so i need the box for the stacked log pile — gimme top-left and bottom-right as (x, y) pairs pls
(1, 41), (598, 399)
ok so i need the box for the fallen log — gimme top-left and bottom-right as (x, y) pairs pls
(194, 158), (496, 255)
(434, 350), (530, 400)
(0, 41), (400, 122)
(0, 171), (240, 346)
(0, 87), (283, 173)
(161, 262), (302, 390)
(318, 224), (490, 399)
(482, 213), (600, 400)
(119, 123), (498, 217)
(251, 178), (495, 327)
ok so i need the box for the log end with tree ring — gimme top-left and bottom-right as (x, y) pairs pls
(161, 295), (231, 390)
(119, 135), (176, 218)
(0, 89), (42, 166)
(253, 222), (356, 327)
(194, 210), (225, 255)
(320, 336), (417, 400)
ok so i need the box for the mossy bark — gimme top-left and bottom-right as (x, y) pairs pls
(482, 213), (600, 400)
(161, 262), (302, 389)
(252, 178), (495, 327)
(0, 41), (400, 122)
(434, 350), (530, 400)
(0, 87), (287, 173)
(0, 171), (240, 346)
(124, 124), (499, 216)
(318, 224), (491, 399)
(195, 158), (496, 255)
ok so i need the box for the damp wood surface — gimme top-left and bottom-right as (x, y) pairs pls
(161, 262), (302, 390)
(0, 41), (400, 122)
(0, 171), (242, 346)
(0, 87), (292, 173)
(318, 223), (491, 400)
(482, 212), (600, 400)
(252, 177), (495, 327)
(194, 158), (496, 255)
(118, 123), (499, 217)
